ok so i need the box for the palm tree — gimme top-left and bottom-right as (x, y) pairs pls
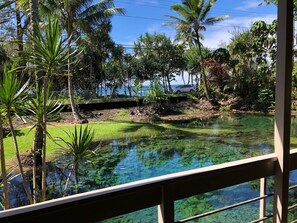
(166, 0), (228, 100)
(26, 17), (73, 201)
(0, 66), (32, 204)
(53, 0), (125, 123)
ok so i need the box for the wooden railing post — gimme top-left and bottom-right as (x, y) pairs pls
(158, 185), (174, 223)
(259, 178), (267, 223)
(274, 0), (294, 222)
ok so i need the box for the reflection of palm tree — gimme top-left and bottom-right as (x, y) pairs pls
(166, 0), (228, 100)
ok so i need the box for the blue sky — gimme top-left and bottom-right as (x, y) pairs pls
(111, 0), (277, 50)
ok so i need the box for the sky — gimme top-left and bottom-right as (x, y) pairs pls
(109, 0), (277, 84)
(110, 0), (277, 50)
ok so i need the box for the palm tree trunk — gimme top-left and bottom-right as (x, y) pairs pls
(7, 110), (33, 204)
(68, 73), (83, 122)
(66, 8), (86, 124)
(0, 120), (9, 209)
(195, 31), (210, 100)
(15, 2), (26, 69)
(29, 0), (38, 33)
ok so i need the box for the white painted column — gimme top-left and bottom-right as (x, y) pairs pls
(260, 178), (267, 223)
(274, 0), (294, 222)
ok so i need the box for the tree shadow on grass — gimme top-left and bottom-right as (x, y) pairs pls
(4, 129), (25, 138)
(113, 120), (199, 139)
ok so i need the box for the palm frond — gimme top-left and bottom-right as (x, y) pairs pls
(204, 15), (229, 25)
(198, 0), (213, 21)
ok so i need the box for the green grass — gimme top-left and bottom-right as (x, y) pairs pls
(3, 119), (242, 162)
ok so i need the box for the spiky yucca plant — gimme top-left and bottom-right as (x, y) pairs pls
(0, 66), (32, 204)
(56, 125), (95, 196)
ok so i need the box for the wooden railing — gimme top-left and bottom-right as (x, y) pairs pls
(1, 149), (297, 223)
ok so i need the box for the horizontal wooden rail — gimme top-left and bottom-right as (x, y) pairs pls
(0, 153), (279, 223)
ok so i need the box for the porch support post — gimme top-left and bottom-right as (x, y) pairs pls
(259, 178), (267, 223)
(158, 185), (174, 223)
(274, 0), (294, 222)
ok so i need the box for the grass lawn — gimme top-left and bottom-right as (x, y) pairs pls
(3, 119), (239, 162)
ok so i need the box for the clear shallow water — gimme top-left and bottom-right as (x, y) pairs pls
(6, 114), (297, 222)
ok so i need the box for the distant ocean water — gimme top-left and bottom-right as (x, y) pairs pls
(98, 84), (181, 96)
(98, 85), (151, 96)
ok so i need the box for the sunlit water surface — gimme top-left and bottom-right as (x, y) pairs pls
(7, 115), (297, 222)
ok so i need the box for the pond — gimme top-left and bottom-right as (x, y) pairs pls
(6, 114), (297, 222)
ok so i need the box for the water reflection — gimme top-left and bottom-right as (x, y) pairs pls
(6, 114), (297, 222)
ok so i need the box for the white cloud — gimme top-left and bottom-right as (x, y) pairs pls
(135, 0), (158, 5)
(146, 23), (176, 40)
(202, 14), (277, 49)
(235, 0), (263, 10)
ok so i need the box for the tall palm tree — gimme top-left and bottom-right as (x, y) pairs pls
(29, 0), (39, 33)
(166, 0), (228, 101)
(56, 0), (125, 123)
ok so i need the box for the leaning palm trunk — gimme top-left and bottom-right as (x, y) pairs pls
(67, 41), (85, 123)
(0, 119), (10, 209)
(7, 109), (33, 204)
(68, 71), (84, 123)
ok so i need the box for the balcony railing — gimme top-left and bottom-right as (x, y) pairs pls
(0, 149), (297, 223)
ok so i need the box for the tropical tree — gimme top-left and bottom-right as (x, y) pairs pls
(25, 17), (73, 201)
(56, 125), (95, 196)
(134, 33), (185, 92)
(0, 66), (32, 204)
(49, 0), (124, 122)
(205, 48), (230, 94)
(166, 0), (228, 101)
